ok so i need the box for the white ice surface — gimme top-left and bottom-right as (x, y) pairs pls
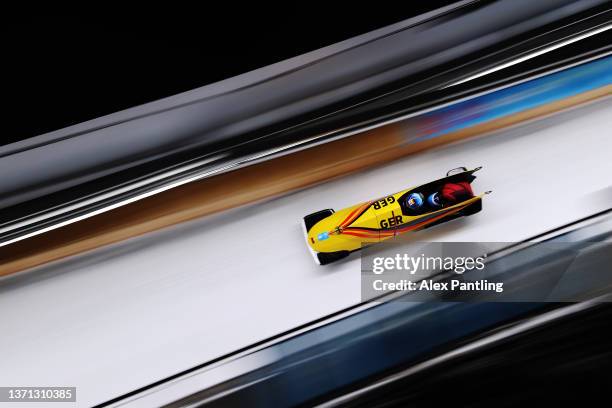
(1, 99), (611, 407)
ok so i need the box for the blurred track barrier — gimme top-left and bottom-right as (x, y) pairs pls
(1, 56), (611, 277)
(3, 2), (611, 248)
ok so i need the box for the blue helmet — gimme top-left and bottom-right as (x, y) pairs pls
(427, 192), (442, 208)
(406, 193), (424, 210)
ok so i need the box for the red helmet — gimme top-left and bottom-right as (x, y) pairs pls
(441, 182), (474, 203)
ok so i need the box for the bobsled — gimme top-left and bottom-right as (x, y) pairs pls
(302, 166), (490, 265)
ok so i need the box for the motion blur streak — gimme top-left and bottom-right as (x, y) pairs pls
(2, 0), (609, 247)
(1, 56), (610, 276)
(133, 215), (612, 407)
(0, 98), (610, 406)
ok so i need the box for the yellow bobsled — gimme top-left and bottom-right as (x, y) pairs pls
(302, 167), (490, 265)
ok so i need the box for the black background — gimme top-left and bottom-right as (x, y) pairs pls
(2, 5), (454, 144)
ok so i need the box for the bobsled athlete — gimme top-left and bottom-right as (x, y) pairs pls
(441, 181), (474, 203)
(406, 192), (424, 210)
(427, 191), (442, 208)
